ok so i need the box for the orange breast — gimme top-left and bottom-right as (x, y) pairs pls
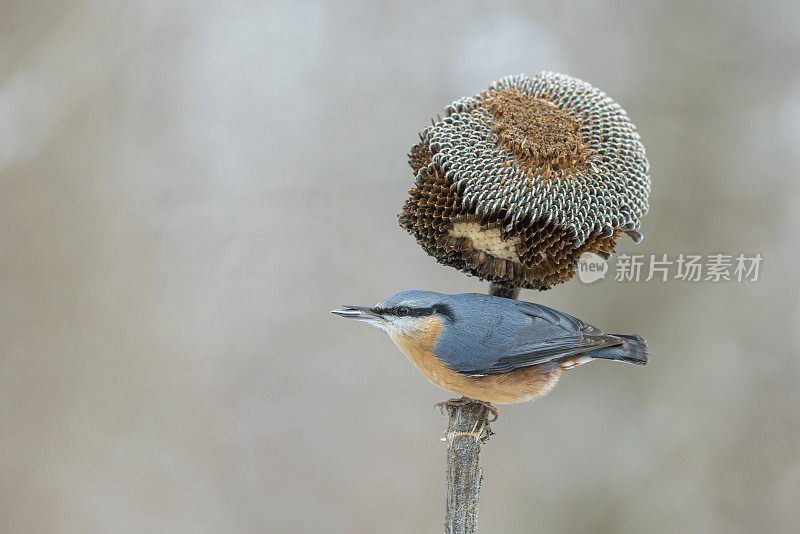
(390, 318), (561, 404)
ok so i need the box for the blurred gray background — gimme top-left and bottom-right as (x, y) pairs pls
(1, 0), (798, 532)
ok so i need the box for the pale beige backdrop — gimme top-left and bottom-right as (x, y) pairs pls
(1, 0), (799, 533)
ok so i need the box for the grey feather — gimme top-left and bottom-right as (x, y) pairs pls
(375, 291), (647, 376)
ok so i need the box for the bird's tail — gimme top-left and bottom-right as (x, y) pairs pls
(589, 334), (649, 365)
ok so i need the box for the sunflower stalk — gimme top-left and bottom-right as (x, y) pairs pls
(441, 283), (515, 533)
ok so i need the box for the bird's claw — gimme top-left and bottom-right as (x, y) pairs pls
(435, 397), (499, 421)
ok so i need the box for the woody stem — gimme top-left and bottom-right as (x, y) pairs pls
(441, 283), (516, 533)
(489, 284), (520, 299)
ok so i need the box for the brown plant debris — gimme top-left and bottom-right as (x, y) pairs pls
(486, 88), (590, 175)
(399, 164), (621, 289)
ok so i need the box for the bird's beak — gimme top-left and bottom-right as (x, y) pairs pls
(330, 305), (385, 324)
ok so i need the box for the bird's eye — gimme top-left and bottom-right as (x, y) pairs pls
(396, 306), (409, 317)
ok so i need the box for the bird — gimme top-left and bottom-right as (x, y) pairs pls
(331, 290), (647, 414)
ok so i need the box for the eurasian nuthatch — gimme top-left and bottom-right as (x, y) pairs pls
(332, 291), (647, 406)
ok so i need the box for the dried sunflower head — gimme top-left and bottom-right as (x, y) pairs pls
(399, 72), (650, 289)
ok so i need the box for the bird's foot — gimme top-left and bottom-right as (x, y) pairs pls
(435, 396), (499, 421)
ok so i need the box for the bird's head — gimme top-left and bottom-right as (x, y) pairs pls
(331, 290), (455, 338)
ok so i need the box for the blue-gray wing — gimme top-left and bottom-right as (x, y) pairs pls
(437, 298), (622, 376)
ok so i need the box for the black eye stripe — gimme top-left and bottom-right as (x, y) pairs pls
(431, 304), (456, 322)
(373, 304), (455, 321)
